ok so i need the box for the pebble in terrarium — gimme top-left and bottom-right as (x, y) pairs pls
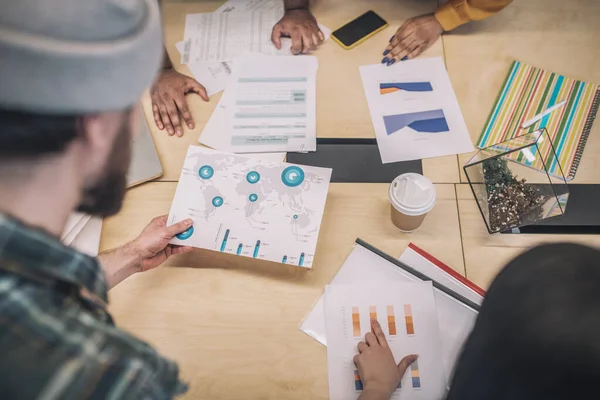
(482, 158), (546, 232)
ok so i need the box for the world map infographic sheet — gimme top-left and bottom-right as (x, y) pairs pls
(324, 282), (447, 400)
(168, 146), (332, 268)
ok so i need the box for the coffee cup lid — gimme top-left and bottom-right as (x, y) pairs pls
(389, 173), (436, 216)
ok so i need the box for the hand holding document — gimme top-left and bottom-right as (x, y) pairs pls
(360, 57), (474, 163)
(200, 53), (318, 153)
(168, 146), (331, 267)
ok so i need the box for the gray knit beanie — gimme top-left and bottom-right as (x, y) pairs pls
(0, 0), (163, 114)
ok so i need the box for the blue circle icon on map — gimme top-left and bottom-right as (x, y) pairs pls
(212, 196), (224, 207)
(293, 214), (299, 219)
(249, 194), (258, 202)
(281, 166), (305, 187)
(199, 165), (214, 179)
(176, 225), (194, 240)
(246, 171), (261, 184)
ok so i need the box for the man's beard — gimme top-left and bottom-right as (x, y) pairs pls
(77, 116), (132, 217)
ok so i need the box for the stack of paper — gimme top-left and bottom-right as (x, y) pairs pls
(177, 0), (331, 97)
(199, 53), (319, 153)
(168, 146), (331, 267)
(61, 213), (103, 257)
(301, 240), (485, 399)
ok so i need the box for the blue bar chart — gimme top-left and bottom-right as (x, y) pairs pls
(220, 229), (230, 252)
(253, 240), (261, 258)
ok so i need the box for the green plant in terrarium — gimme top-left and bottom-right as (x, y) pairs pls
(482, 158), (513, 192)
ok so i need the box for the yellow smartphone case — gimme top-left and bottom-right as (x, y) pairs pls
(331, 22), (388, 50)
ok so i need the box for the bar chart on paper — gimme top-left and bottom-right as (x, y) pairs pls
(325, 283), (447, 400)
(360, 57), (473, 163)
(168, 146), (332, 267)
(383, 110), (449, 135)
(379, 82), (433, 95)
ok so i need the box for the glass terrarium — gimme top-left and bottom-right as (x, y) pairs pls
(464, 129), (570, 234)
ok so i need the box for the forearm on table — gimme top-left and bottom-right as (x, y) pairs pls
(97, 243), (143, 290)
(283, 0), (309, 11)
(434, 0), (513, 31)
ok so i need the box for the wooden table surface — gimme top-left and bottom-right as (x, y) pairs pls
(150, 0), (460, 184)
(101, 0), (600, 398)
(102, 183), (463, 399)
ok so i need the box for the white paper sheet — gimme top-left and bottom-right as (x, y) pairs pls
(199, 53), (318, 153)
(176, 0), (330, 96)
(69, 217), (103, 257)
(216, 0), (284, 13)
(182, 10), (281, 64)
(61, 213), (92, 245)
(359, 57), (474, 163)
(176, 40), (234, 97)
(324, 282), (447, 400)
(167, 146), (331, 267)
(182, 7), (331, 64)
(300, 243), (481, 383)
(61, 212), (86, 241)
(214, 0), (331, 52)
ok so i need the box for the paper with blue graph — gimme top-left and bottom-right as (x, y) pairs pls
(168, 146), (331, 268)
(324, 282), (447, 400)
(360, 57), (474, 163)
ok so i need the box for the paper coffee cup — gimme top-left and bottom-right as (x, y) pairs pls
(389, 173), (436, 232)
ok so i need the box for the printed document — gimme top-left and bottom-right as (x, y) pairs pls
(199, 53), (318, 153)
(360, 57), (474, 163)
(168, 146), (331, 268)
(324, 282), (447, 400)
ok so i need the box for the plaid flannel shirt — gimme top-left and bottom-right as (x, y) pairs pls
(0, 214), (187, 399)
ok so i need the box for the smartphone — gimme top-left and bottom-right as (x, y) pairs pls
(331, 11), (388, 50)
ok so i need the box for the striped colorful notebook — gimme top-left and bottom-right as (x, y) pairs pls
(477, 61), (600, 180)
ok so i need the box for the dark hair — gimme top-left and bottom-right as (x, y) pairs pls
(0, 108), (80, 157)
(447, 243), (600, 400)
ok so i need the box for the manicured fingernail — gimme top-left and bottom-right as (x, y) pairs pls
(176, 128), (182, 135)
(401, 56), (408, 61)
(185, 219), (193, 225)
(167, 128), (173, 134)
(387, 59), (396, 66)
(188, 123), (194, 129)
(381, 57), (389, 64)
(383, 49), (390, 55)
(389, 35), (394, 42)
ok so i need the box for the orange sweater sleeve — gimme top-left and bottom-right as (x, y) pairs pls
(434, 0), (513, 31)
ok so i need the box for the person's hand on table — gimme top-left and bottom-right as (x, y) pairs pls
(271, 9), (324, 55)
(129, 216), (194, 272)
(356, 320), (418, 400)
(150, 69), (208, 137)
(381, 14), (443, 66)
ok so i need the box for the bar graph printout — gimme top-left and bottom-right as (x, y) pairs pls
(324, 282), (446, 399)
(359, 57), (473, 163)
(168, 146), (331, 268)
